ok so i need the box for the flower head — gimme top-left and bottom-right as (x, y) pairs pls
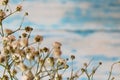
(4, 29), (13, 35)
(34, 35), (43, 42)
(0, 54), (6, 63)
(53, 42), (62, 49)
(0, 10), (6, 21)
(16, 5), (22, 11)
(0, 0), (9, 5)
(25, 26), (33, 32)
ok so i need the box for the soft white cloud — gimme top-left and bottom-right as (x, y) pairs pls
(21, 1), (92, 25)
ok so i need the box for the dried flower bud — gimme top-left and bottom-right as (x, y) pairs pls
(22, 32), (27, 38)
(33, 50), (39, 56)
(0, 0), (9, 5)
(83, 63), (88, 67)
(46, 57), (54, 66)
(16, 5), (22, 11)
(0, 9), (6, 17)
(2, 48), (9, 55)
(64, 65), (69, 69)
(71, 55), (75, 60)
(25, 26), (33, 32)
(25, 12), (28, 16)
(4, 29), (13, 35)
(11, 69), (17, 77)
(43, 47), (49, 52)
(0, 55), (6, 63)
(81, 68), (85, 72)
(3, 75), (9, 80)
(111, 77), (115, 80)
(57, 58), (66, 66)
(0, 10), (6, 22)
(34, 35), (43, 42)
(99, 62), (102, 65)
(25, 47), (31, 53)
(12, 54), (21, 63)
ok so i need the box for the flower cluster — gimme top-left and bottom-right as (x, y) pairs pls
(0, 0), (120, 80)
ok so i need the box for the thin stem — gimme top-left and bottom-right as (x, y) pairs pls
(0, 22), (4, 37)
(36, 53), (50, 76)
(70, 60), (74, 80)
(107, 62), (119, 80)
(3, 11), (17, 20)
(84, 70), (90, 80)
